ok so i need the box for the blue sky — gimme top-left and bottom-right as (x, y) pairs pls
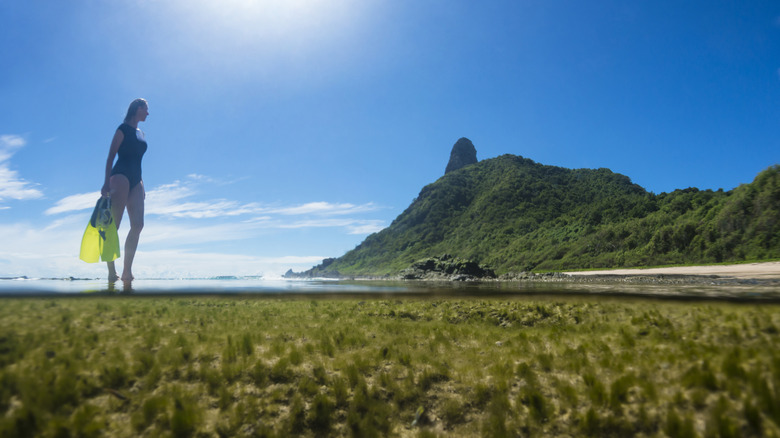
(1, 0), (779, 278)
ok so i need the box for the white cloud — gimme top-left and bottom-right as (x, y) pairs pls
(186, 173), (211, 181)
(48, 178), (384, 225)
(119, 250), (325, 279)
(1, 200), (386, 279)
(277, 218), (385, 234)
(144, 183), (380, 219)
(0, 215), (85, 277)
(140, 221), (260, 245)
(45, 192), (101, 215)
(0, 134), (25, 151)
(149, 199), (262, 218)
(0, 135), (44, 203)
(23, 174), (388, 277)
(0, 216), (327, 278)
(145, 180), (195, 204)
(270, 201), (380, 216)
(346, 221), (386, 235)
(144, 179), (265, 218)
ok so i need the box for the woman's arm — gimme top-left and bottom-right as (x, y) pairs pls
(101, 129), (124, 197)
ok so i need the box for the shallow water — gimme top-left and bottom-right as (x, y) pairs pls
(1, 277), (779, 301)
(0, 278), (567, 297)
(0, 278), (404, 296)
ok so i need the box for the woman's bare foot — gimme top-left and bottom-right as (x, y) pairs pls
(108, 262), (119, 283)
(121, 272), (134, 288)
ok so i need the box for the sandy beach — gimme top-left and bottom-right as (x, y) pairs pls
(564, 261), (780, 280)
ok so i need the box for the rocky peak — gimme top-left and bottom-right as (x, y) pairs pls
(445, 137), (478, 174)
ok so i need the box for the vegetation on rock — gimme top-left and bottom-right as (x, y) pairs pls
(400, 254), (496, 280)
(317, 155), (779, 276)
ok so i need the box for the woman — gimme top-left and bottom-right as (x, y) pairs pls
(101, 98), (149, 286)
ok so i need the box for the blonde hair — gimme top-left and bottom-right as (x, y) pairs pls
(124, 98), (148, 123)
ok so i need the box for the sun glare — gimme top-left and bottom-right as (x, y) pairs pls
(176, 0), (360, 50)
(144, 0), (368, 83)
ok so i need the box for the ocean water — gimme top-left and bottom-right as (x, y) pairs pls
(0, 277), (778, 301)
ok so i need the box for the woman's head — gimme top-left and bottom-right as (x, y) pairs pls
(124, 98), (149, 123)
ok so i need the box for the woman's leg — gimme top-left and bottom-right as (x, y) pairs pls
(107, 174), (130, 282)
(121, 181), (145, 285)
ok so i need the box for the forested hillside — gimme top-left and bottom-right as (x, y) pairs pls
(306, 155), (780, 276)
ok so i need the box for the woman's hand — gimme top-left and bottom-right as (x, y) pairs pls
(101, 182), (111, 198)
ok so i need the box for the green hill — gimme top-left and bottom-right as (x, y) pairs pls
(301, 151), (780, 276)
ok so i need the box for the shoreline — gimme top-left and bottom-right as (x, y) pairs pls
(328, 261), (780, 288)
(562, 261), (780, 280)
(1, 262), (778, 296)
(366, 261), (780, 283)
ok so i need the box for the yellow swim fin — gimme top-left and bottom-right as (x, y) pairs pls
(79, 222), (101, 263)
(79, 197), (120, 263)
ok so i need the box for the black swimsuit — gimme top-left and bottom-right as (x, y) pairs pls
(110, 123), (147, 189)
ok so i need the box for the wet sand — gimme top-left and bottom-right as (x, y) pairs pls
(564, 261), (780, 280)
